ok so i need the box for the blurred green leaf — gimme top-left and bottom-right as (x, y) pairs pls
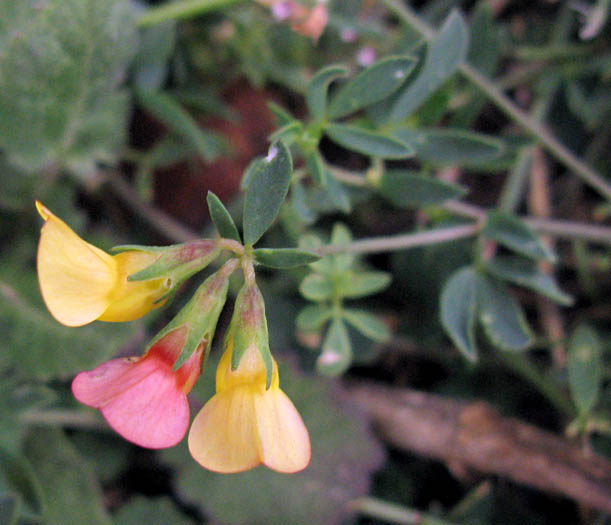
(0, 492), (20, 525)
(485, 256), (573, 305)
(0, 0), (137, 175)
(114, 496), (196, 525)
(165, 362), (383, 525)
(483, 212), (556, 262)
(291, 180), (317, 224)
(440, 266), (479, 362)
(467, 2), (503, 75)
(207, 191), (241, 242)
(254, 248), (320, 268)
(132, 21), (176, 90)
(136, 89), (223, 161)
(391, 128), (504, 165)
(378, 170), (466, 208)
(343, 309), (390, 343)
(305, 149), (327, 185)
(24, 428), (111, 525)
(318, 318), (352, 376)
(306, 64), (349, 120)
(323, 171), (352, 213)
(327, 56), (416, 120)
(269, 121), (303, 145)
(325, 123), (413, 159)
(296, 304), (332, 332)
(299, 274), (332, 302)
(0, 280), (138, 381)
(330, 223), (354, 273)
(0, 447), (43, 521)
(568, 324), (602, 415)
(386, 10), (469, 122)
(339, 271), (391, 299)
(240, 157), (264, 190)
(478, 276), (533, 352)
(268, 101), (297, 127)
(243, 141), (293, 245)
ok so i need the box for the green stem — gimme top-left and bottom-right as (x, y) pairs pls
(137, 0), (243, 27)
(378, 0), (611, 202)
(350, 497), (454, 525)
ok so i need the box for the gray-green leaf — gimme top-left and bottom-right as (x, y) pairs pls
(306, 64), (349, 120)
(296, 304), (332, 332)
(327, 56), (417, 120)
(391, 128), (504, 165)
(325, 123), (413, 159)
(568, 324), (602, 415)
(339, 271), (391, 299)
(378, 170), (466, 208)
(299, 274), (333, 302)
(254, 248), (320, 268)
(478, 275), (533, 351)
(343, 309), (390, 342)
(483, 211), (556, 262)
(318, 319), (353, 376)
(440, 266), (479, 361)
(386, 10), (469, 123)
(485, 256), (573, 305)
(206, 191), (240, 242)
(243, 141), (293, 245)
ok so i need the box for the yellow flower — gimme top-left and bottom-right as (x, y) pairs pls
(188, 342), (311, 473)
(36, 201), (169, 326)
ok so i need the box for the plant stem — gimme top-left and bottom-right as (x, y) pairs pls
(378, 0), (611, 202)
(317, 223), (480, 256)
(350, 497), (453, 525)
(137, 0), (243, 27)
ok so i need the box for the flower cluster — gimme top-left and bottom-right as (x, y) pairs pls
(36, 203), (311, 474)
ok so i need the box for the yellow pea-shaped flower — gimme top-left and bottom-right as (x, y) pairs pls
(36, 201), (169, 327)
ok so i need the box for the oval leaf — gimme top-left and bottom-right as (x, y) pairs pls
(478, 275), (533, 352)
(296, 304), (332, 332)
(318, 319), (352, 376)
(325, 123), (413, 159)
(254, 248), (320, 268)
(391, 128), (504, 165)
(327, 55), (417, 120)
(343, 309), (390, 342)
(305, 149), (327, 185)
(485, 256), (573, 306)
(378, 170), (466, 208)
(440, 266), (479, 362)
(306, 64), (350, 120)
(339, 271), (391, 299)
(206, 191), (240, 242)
(386, 10), (469, 122)
(568, 324), (602, 415)
(299, 274), (333, 302)
(243, 141), (293, 245)
(484, 211), (556, 262)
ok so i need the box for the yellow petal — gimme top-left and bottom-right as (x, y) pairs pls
(97, 251), (168, 322)
(188, 387), (261, 473)
(36, 202), (116, 326)
(254, 388), (311, 473)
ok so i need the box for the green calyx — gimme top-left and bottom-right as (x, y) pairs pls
(147, 261), (236, 370)
(226, 283), (274, 389)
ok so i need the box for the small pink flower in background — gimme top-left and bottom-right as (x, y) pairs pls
(72, 326), (202, 449)
(356, 46), (377, 67)
(340, 27), (358, 43)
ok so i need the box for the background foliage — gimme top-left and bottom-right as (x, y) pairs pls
(0, 0), (610, 523)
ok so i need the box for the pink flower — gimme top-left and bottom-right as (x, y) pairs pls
(72, 326), (202, 449)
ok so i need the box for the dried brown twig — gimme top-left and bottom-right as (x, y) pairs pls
(349, 383), (611, 513)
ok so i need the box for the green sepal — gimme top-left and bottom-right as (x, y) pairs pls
(227, 284), (274, 389)
(207, 191), (241, 242)
(253, 248), (320, 268)
(125, 240), (222, 286)
(148, 265), (234, 370)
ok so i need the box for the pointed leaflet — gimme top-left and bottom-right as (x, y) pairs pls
(440, 266), (479, 362)
(318, 319), (352, 376)
(296, 304), (332, 332)
(343, 309), (390, 342)
(483, 211), (556, 262)
(477, 275), (533, 352)
(378, 170), (466, 208)
(568, 324), (602, 415)
(243, 141), (293, 245)
(325, 123), (413, 159)
(390, 128), (504, 165)
(306, 64), (349, 120)
(136, 89), (223, 161)
(338, 271), (391, 299)
(253, 248), (320, 268)
(485, 255), (573, 305)
(327, 56), (416, 120)
(207, 191), (240, 242)
(386, 10), (469, 123)
(305, 149), (327, 185)
(299, 274), (333, 302)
